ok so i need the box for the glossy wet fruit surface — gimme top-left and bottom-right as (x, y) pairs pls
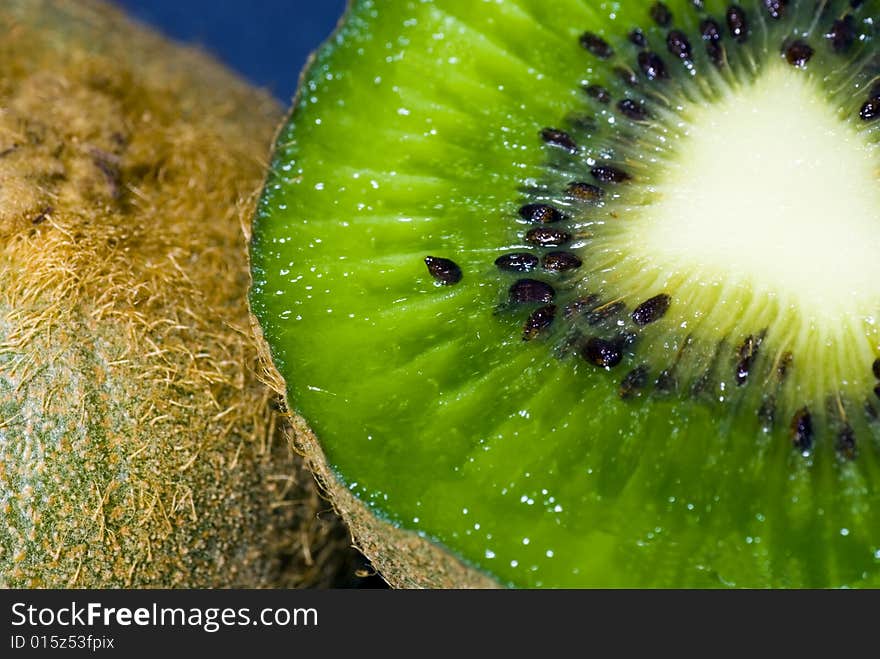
(251, 0), (880, 587)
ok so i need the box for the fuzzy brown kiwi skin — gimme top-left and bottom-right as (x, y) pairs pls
(247, 1), (498, 590)
(0, 0), (357, 588)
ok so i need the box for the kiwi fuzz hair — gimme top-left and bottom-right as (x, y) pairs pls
(0, 0), (354, 588)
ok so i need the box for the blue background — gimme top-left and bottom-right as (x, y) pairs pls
(115, 0), (347, 103)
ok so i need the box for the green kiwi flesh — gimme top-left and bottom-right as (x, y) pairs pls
(0, 0), (356, 587)
(251, 0), (880, 587)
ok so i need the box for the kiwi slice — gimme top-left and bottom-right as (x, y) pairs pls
(0, 0), (356, 587)
(251, 0), (880, 587)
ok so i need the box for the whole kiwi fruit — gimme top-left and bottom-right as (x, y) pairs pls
(0, 0), (352, 588)
(251, 0), (880, 588)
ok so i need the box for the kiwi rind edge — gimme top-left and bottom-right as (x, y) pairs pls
(249, 315), (497, 589)
(247, 0), (497, 588)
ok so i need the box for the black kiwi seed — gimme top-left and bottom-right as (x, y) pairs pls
(874, 383), (880, 400)
(837, 424), (857, 460)
(424, 256), (463, 285)
(637, 51), (669, 81)
(734, 358), (752, 386)
(509, 279), (555, 304)
(629, 29), (648, 48)
(525, 227), (572, 247)
(614, 66), (640, 87)
(619, 365), (650, 399)
(542, 251), (582, 272)
(591, 165), (632, 184)
(617, 98), (650, 121)
(584, 84), (611, 104)
(523, 305), (557, 340)
(495, 252), (539, 272)
(566, 181), (605, 202)
(700, 20), (723, 64)
(540, 128), (578, 153)
(700, 18), (722, 41)
(631, 293), (671, 326)
(872, 357), (880, 379)
(519, 203), (565, 224)
(650, 2), (673, 27)
(861, 98), (880, 122)
(826, 16), (856, 53)
(726, 6), (748, 43)
(579, 32), (614, 59)
(582, 336), (624, 369)
(763, 0), (787, 20)
(784, 40), (813, 68)
(667, 30), (693, 60)
(790, 407), (813, 451)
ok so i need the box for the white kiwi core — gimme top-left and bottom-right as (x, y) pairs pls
(641, 64), (880, 322)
